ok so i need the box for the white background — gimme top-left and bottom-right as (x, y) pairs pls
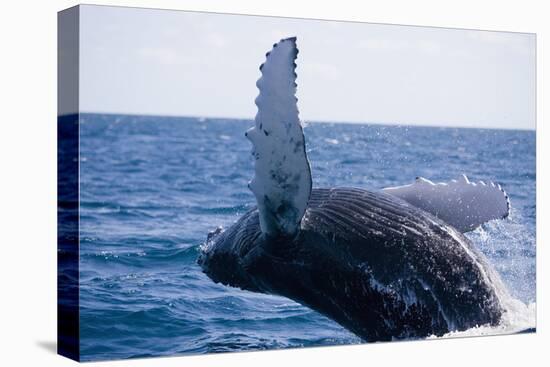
(0, 0), (547, 366)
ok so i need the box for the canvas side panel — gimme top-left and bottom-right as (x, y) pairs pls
(57, 5), (80, 362)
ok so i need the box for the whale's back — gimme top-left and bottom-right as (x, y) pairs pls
(201, 187), (506, 340)
(295, 187), (506, 337)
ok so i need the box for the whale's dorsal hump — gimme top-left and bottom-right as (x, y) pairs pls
(382, 174), (510, 232)
(246, 37), (312, 237)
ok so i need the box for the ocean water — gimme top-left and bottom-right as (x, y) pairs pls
(78, 113), (536, 361)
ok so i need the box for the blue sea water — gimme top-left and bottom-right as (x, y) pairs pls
(78, 113), (536, 361)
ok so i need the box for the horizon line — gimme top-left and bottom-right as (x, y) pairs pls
(75, 111), (536, 132)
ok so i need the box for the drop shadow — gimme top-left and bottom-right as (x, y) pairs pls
(36, 340), (57, 354)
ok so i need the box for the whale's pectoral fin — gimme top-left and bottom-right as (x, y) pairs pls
(381, 175), (510, 232)
(246, 37), (312, 238)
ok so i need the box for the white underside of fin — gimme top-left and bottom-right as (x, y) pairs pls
(247, 37), (312, 237)
(382, 175), (510, 232)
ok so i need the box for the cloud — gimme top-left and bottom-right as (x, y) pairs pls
(356, 38), (441, 55)
(465, 30), (535, 55)
(136, 46), (183, 66)
(466, 30), (518, 44)
(205, 33), (229, 48)
(306, 62), (342, 81)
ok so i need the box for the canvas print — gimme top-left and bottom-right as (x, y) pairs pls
(58, 5), (536, 362)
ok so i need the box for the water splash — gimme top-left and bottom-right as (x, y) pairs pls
(432, 299), (535, 339)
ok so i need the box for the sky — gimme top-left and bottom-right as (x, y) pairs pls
(79, 5), (536, 130)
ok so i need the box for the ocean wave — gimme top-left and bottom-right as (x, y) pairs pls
(78, 115), (536, 360)
(431, 299), (536, 339)
(80, 246), (200, 269)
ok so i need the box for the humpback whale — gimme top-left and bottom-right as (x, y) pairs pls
(198, 37), (512, 341)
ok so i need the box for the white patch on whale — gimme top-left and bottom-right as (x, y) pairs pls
(246, 37), (312, 237)
(382, 174), (510, 232)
